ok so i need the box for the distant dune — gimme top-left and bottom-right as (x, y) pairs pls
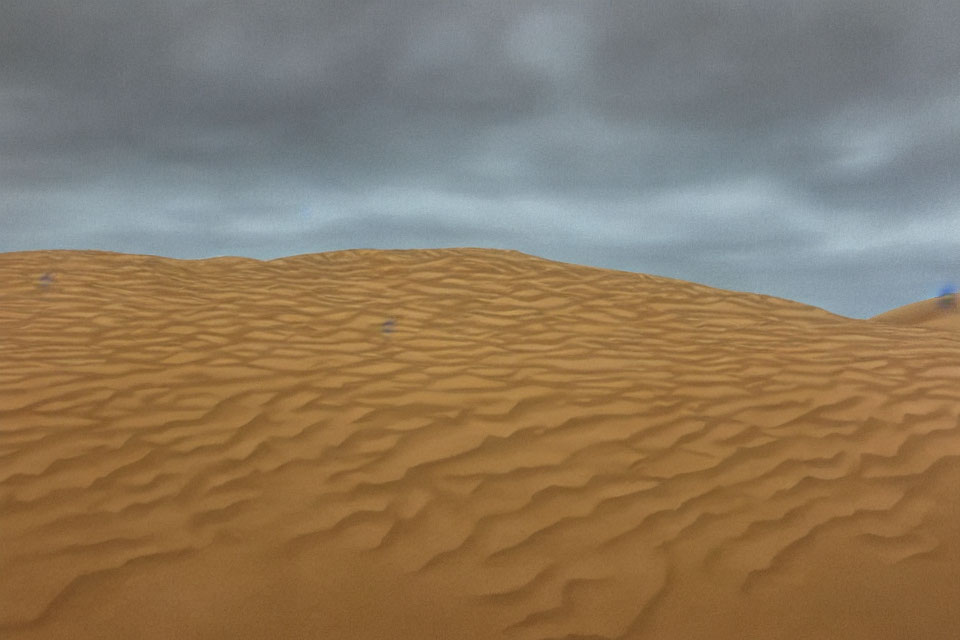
(2, 248), (959, 640)
(871, 296), (960, 331)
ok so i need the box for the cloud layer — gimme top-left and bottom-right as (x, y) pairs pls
(3, 0), (960, 317)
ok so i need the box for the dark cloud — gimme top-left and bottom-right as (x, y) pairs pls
(589, 1), (960, 128)
(2, 0), (959, 318)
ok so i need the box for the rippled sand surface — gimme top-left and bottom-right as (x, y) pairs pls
(2, 248), (959, 639)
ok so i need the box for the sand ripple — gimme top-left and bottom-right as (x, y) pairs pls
(1, 248), (959, 639)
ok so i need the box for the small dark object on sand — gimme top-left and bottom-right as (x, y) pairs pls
(382, 317), (396, 335)
(937, 285), (956, 310)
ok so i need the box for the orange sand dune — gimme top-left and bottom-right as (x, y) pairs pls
(872, 296), (960, 331)
(2, 248), (959, 640)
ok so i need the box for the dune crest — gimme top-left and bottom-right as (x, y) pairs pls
(871, 296), (960, 331)
(2, 248), (959, 639)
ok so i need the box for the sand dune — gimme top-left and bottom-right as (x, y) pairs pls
(871, 296), (960, 331)
(2, 248), (959, 639)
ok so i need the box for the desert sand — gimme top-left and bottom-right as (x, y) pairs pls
(1, 248), (959, 639)
(872, 296), (960, 331)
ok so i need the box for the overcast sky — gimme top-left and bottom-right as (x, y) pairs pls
(3, 0), (960, 318)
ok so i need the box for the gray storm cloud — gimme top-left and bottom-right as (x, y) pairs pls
(2, 0), (959, 318)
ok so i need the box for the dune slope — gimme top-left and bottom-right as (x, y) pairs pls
(2, 248), (959, 640)
(871, 296), (960, 331)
